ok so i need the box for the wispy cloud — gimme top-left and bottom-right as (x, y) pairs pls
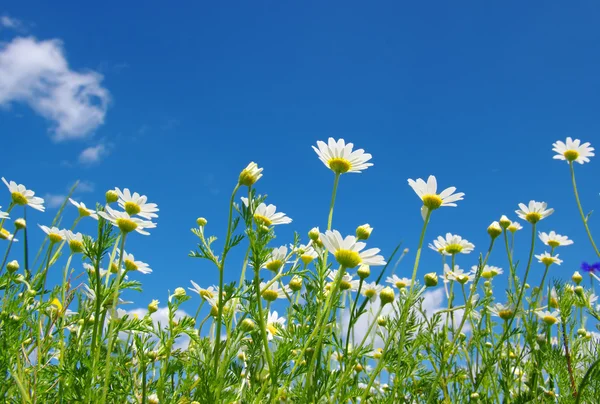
(75, 180), (95, 193)
(0, 15), (24, 31)
(0, 37), (110, 141)
(44, 193), (66, 209)
(78, 144), (109, 165)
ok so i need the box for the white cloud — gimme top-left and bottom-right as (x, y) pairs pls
(78, 144), (108, 165)
(75, 180), (95, 193)
(44, 193), (66, 208)
(126, 307), (191, 350)
(0, 37), (109, 140)
(0, 15), (23, 30)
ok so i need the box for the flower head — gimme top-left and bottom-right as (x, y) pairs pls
(535, 309), (561, 325)
(0, 228), (17, 242)
(473, 265), (503, 279)
(361, 282), (384, 301)
(538, 231), (573, 248)
(39, 225), (66, 243)
(244, 200), (292, 226)
(327, 269), (360, 291)
(120, 252), (152, 274)
(0, 206), (9, 220)
(552, 137), (594, 164)
(64, 230), (84, 253)
(507, 222), (523, 233)
(443, 264), (473, 284)
(431, 233), (474, 256)
(68, 199), (98, 219)
(2, 178), (45, 211)
(188, 281), (219, 300)
(115, 188), (159, 219)
(490, 303), (515, 321)
(516, 201), (553, 224)
(535, 252), (563, 266)
(238, 162), (263, 186)
(263, 246), (288, 272)
(98, 206), (156, 235)
(320, 230), (385, 268)
(266, 311), (286, 340)
(407, 176), (464, 220)
(581, 261), (600, 273)
(385, 274), (412, 289)
(260, 282), (291, 301)
(312, 138), (373, 174)
(292, 243), (318, 265)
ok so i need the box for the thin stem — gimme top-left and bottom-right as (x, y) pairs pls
(570, 162), (600, 258)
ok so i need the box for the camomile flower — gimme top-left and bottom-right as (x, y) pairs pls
(535, 309), (561, 325)
(515, 201), (553, 224)
(119, 252), (152, 274)
(2, 177), (45, 212)
(535, 252), (563, 266)
(538, 231), (573, 248)
(266, 311), (286, 340)
(246, 201), (292, 226)
(472, 265), (503, 279)
(361, 282), (384, 301)
(83, 263), (109, 278)
(39, 225), (66, 243)
(507, 222), (523, 233)
(431, 233), (475, 256)
(320, 230), (386, 268)
(0, 228), (18, 242)
(552, 137), (594, 164)
(188, 281), (220, 300)
(115, 188), (159, 219)
(407, 175), (464, 220)
(489, 303), (515, 321)
(385, 274), (412, 289)
(443, 264), (473, 284)
(64, 230), (84, 253)
(238, 162), (263, 186)
(98, 206), (156, 235)
(69, 199), (98, 219)
(312, 138), (373, 174)
(327, 270), (360, 291)
(263, 246), (289, 271)
(291, 243), (319, 265)
(0, 206), (9, 220)
(260, 282), (291, 301)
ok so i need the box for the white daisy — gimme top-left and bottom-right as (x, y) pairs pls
(2, 177), (45, 212)
(263, 246), (289, 272)
(535, 252), (563, 266)
(0, 206), (9, 220)
(69, 199), (98, 219)
(538, 231), (573, 248)
(83, 263), (108, 278)
(266, 311), (286, 340)
(552, 137), (594, 164)
(119, 251), (152, 274)
(260, 282), (291, 301)
(238, 162), (264, 186)
(0, 228), (18, 242)
(64, 230), (84, 253)
(472, 265), (503, 279)
(489, 303), (515, 321)
(385, 274), (412, 289)
(327, 269), (360, 292)
(115, 188), (159, 219)
(292, 243), (319, 265)
(535, 309), (561, 325)
(320, 230), (386, 268)
(443, 264), (473, 285)
(407, 175), (464, 220)
(431, 233), (475, 256)
(188, 281), (219, 300)
(361, 282), (384, 301)
(507, 222), (523, 233)
(98, 206), (156, 235)
(39, 225), (66, 243)
(312, 138), (373, 174)
(248, 202), (292, 226)
(515, 201), (553, 224)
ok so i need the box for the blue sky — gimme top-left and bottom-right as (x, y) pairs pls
(1, 2), (600, 312)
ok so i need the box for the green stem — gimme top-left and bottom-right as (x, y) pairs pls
(570, 162), (600, 258)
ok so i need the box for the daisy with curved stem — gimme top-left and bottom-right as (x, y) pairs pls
(260, 282), (291, 302)
(321, 230), (386, 269)
(119, 251), (152, 274)
(262, 245), (289, 272)
(535, 309), (561, 326)
(538, 231), (573, 248)
(115, 188), (159, 219)
(472, 265), (503, 279)
(0, 228), (18, 242)
(69, 199), (98, 220)
(98, 206), (156, 235)
(1, 177), (45, 213)
(251, 203), (292, 227)
(408, 175), (464, 220)
(188, 281), (219, 300)
(385, 274), (412, 290)
(361, 282), (384, 302)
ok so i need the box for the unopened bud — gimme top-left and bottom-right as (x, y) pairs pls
(424, 272), (438, 287)
(173, 287), (186, 299)
(380, 287), (395, 305)
(148, 299), (159, 314)
(308, 227), (320, 241)
(487, 221), (502, 239)
(355, 224), (372, 241)
(6, 260), (19, 273)
(572, 271), (583, 285)
(238, 162), (263, 186)
(240, 318), (256, 332)
(377, 316), (387, 326)
(499, 215), (511, 229)
(357, 264), (370, 279)
(14, 218), (26, 230)
(105, 190), (118, 204)
(575, 285), (584, 297)
(289, 276), (303, 292)
(196, 217), (207, 227)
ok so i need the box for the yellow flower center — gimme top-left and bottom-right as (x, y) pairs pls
(200, 290), (214, 299)
(124, 259), (138, 271)
(445, 244), (463, 255)
(110, 262), (120, 274)
(541, 256), (555, 266)
(124, 202), (141, 216)
(563, 149), (579, 162)
(547, 240), (560, 248)
(50, 298), (63, 312)
(210, 305), (218, 316)
(498, 309), (513, 321)
(301, 254), (314, 265)
(456, 275), (469, 284)
(549, 297), (559, 309)
(265, 259), (283, 272)
(262, 289), (279, 301)
(328, 157), (352, 174)
(340, 280), (352, 290)
(254, 214), (272, 226)
(78, 207), (91, 217)
(481, 271), (494, 279)
(267, 323), (279, 337)
(542, 315), (558, 325)
(49, 233), (64, 244)
(116, 218), (138, 233)
(395, 281), (407, 289)
(11, 192), (28, 206)
(507, 225), (519, 232)
(0, 228), (11, 240)
(525, 212), (542, 224)
(422, 194), (443, 210)
(334, 249), (362, 268)
(365, 289), (376, 298)
(69, 240), (84, 253)
(239, 169), (260, 186)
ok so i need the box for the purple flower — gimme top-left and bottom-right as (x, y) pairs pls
(581, 261), (600, 273)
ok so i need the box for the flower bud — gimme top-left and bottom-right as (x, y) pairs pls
(238, 162), (263, 186)
(173, 287), (187, 299)
(379, 287), (395, 305)
(499, 215), (511, 229)
(577, 327), (587, 337)
(485, 342), (493, 348)
(105, 190), (118, 204)
(240, 318), (256, 332)
(148, 299), (159, 314)
(148, 393), (159, 404)
(549, 297), (559, 309)
(470, 392), (480, 400)
(357, 264), (370, 279)
(377, 316), (387, 326)
(354, 364), (364, 372)
(6, 260), (19, 274)
(572, 271), (583, 285)
(424, 272), (438, 287)
(574, 285), (584, 297)
(196, 217), (207, 227)
(487, 221), (502, 239)
(355, 224), (372, 240)
(14, 218), (26, 230)
(308, 227), (320, 241)
(289, 276), (303, 292)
